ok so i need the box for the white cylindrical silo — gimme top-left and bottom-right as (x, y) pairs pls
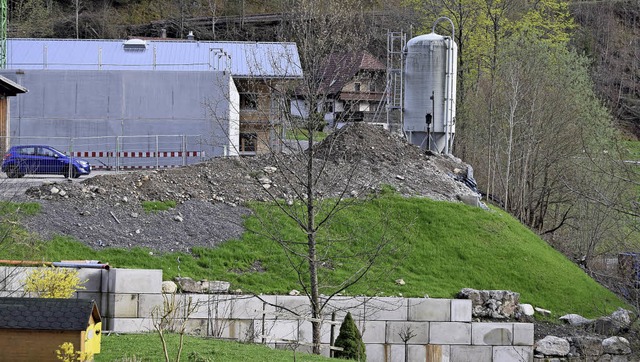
(403, 29), (457, 154)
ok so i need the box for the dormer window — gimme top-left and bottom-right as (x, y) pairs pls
(354, 82), (361, 92)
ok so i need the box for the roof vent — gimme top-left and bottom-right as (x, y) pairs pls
(123, 39), (147, 51)
(187, 31), (195, 40)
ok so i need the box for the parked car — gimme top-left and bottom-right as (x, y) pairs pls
(1, 145), (91, 178)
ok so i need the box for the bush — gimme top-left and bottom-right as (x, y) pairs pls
(333, 312), (366, 361)
(24, 267), (86, 298)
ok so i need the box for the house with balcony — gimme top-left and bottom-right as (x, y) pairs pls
(291, 51), (386, 130)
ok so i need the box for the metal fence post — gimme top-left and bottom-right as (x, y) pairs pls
(115, 136), (120, 172)
(182, 135), (187, 166)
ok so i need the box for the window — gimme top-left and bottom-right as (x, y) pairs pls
(19, 147), (36, 155)
(240, 93), (258, 110)
(354, 83), (361, 92)
(369, 82), (376, 92)
(240, 133), (257, 152)
(320, 101), (333, 113)
(39, 147), (56, 157)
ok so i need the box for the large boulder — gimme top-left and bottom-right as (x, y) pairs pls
(161, 280), (178, 294)
(569, 336), (603, 357)
(535, 336), (570, 357)
(602, 336), (632, 355)
(456, 288), (520, 319)
(560, 313), (593, 326)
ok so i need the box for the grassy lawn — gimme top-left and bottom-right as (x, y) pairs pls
(96, 333), (331, 362)
(3, 194), (627, 318)
(622, 139), (640, 161)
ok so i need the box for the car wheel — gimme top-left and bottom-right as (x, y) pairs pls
(72, 167), (80, 178)
(63, 166), (71, 178)
(6, 165), (23, 178)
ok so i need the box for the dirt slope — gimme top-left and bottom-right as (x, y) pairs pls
(19, 124), (478, 253)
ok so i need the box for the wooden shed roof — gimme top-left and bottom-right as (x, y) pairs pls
(0, 298), (100, 331)
(0, 75), (27, 96)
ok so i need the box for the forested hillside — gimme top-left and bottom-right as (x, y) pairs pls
(6, 0), (640, 292)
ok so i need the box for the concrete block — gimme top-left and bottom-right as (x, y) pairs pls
(493, 346), (533, 362)
(297, 320), (313, 344)
(262, 319), (301, 342)
(77, 268), (103, 292)
(206, 318), (256, 340)
(107, 268), (162, 294)
(76, 292), (102, 313)
(472, 323), (513, 345)
(430, 322), (471, 344)
(183, 318), (208, 336)
(180, 294), (215, 319)
(220, 295), (274, 319)
(0, 266), (6, 290)
(450, 345), (492, 362)
(321, 296), (367, 321)
(513, 323), (534, 346)
(3, 267), (28, 291)
(364, 344), (387, 362)
(408, 345), (427, 362)
(108, 293), (139, 318)
(0, 290), (24, 297)
(451, 299), (472, 322)
(386, 321), (429, 344)
(275, 295), (311, 316)
(427, 344), (451, 362)
(110, 317), (153, 333)
(365, 297), (408, 321)
(408, 298), (451, 321)
(137, 293), (164, 318)
(294, 320), (335, 345)
(101, 269), (109, 293)
(361, 320), (386, 344)
(388, 344), (405, 362)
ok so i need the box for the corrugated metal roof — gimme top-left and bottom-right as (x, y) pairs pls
(6, 38), (303, 78)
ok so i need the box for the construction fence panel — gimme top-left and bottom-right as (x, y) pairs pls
(1, 135), (206, 171)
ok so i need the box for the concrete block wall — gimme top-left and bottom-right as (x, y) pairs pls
(0, 267), (534, 361)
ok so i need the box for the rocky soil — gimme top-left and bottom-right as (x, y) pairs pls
(17, 123), (479, 253)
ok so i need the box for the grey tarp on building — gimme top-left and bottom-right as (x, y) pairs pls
(0, 69), (240, 163)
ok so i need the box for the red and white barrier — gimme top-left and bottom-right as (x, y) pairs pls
(71, 151), (200, 158)
(70, 150), (202, 170)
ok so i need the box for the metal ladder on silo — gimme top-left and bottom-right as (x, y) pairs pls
(386, 31), (406, 132)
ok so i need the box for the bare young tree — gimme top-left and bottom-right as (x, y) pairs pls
(202, 0), (405, 354)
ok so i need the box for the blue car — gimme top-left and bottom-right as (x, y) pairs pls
(2, 145), (91, 178)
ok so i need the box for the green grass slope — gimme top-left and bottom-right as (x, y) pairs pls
(5, 194), (626, 318)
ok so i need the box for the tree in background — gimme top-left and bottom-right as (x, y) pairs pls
(407, 1), (640, 285)
(334, 312), (366, 361)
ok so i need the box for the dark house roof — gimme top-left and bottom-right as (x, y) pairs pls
(318, 51), (385, 96)
(0, 298), (100, 331)
(0, 75), (27, 96)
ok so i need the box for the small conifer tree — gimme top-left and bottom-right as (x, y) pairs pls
(333, 312), (366, 361)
